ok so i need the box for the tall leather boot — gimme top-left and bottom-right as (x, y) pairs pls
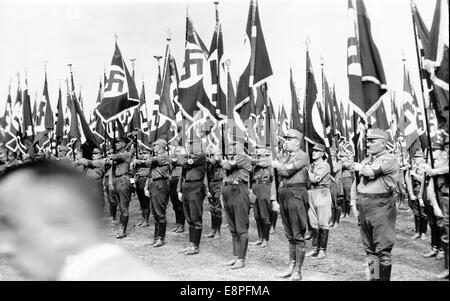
(276, 243), (296, 278)
(260, 224), (270, 248)
(289, 246), (305, 281)
(420, 216), (428, 236)
(379, 263), (392, 281)
(109, 203), (117, 220)
(410, 216), (420, 240)
(270, 211), (277, 234)
(232, 233), (248, 269)
(152, 222), (160, 244)
(186, 228), (201, 255)
(330, 207), (336, 227)
(250, 220), (263, 245)
(306, 228), (319, 257)
(334, 207), (341, 226)
(213, 215), (222, 239)
(116, 215), (128, 239)
(207, 215), (217, 238)
(317, 228), (329, 259)
(154, 222), (166, 247)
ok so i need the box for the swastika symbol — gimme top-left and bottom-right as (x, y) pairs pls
(105, 70), (125, 92)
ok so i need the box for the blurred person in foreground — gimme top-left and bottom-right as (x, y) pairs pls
(0, 159), (167, 281)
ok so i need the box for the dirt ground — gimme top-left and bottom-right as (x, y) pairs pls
(0, 195), (447, 281)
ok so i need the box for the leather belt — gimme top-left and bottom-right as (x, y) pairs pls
(184, 179), (203, 183)
(359, 192), (393, 198)
(252, 180), (272, 185)
(211, 179), (223, 183)
(136, 175), (148, 179)
(441, 192), (449, 197)
(114, 174), (129, 179)
(224, 180), (248, 186)
(152, 177), (168, 181)
(279, 182), (307, 189)
(311, 185), (328, 190)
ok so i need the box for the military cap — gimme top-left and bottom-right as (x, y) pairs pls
(366, 128), (389, 141)
(153, 138), (167, 149)
(92, 148), (102, 154)
(413, 149), (424, 157)
(58, 145), (70, 152)
(312, 143), (326, 152)
(283, 129), (304, 141)
(431, 140), (444, 150)
(116, 137), (130, 144)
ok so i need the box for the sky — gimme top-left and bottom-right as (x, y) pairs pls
(0, 0), (437, 120)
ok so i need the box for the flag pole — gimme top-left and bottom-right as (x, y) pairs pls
(409, 0), (435, 168)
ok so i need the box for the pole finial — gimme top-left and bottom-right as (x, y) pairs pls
(401, 49), (406, 62)
(166, 28), (172, 42)
(114, 33), (118, 42)
(320, 54), (325, 66)
(305, 38), (311, 49)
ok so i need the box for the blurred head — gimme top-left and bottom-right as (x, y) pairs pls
(0, 160), (103, 280)
(92, 148), (103, 160)
(74, 148), (83, 160)
(0, 148), (7, 162)
(115, 139), (126, 151)
(7, 151), (16, 161)
(312, 143), (326, 161)
(152, 139), (167, 154)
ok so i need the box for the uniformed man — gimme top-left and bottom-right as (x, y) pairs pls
(177, 139), (207, 255)
(350, 128), (399, 281)
(75, 147), (107, 210)
(272, 129), (310, 281)
(421, 139), (449, 279)
(169, 145), (186, 233)
(206, 144), (224, 239)
(221, 138), (252, 269)
(57, 145), (70, 161)
(404, 149), (428, 240)
(249, 143), (273, 248)
(340, 149), (354, 218)
(143, 139), (171, 247)
(106, 137), (133, 239)
(329, 147), (343, 227)
(131, 147), (151, 228)
(306, 143), (332, 259)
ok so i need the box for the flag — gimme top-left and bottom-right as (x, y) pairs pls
(278, 103), (288, 139)
(304, 48), (326, 146)
(149, 43), (179, 144)
(177, 16), (214, 132)
(208, 4), (227, 120)
(322, 73), (334, 148)
(90, 80), (106, 149)
(423, 0), (449, 130)
(289, 68), (302, 133)
(347, 0), (388, 119)
(21, 78), (35, 154)
(55, 87), (65, 141)
(234, 0), (273, 142)
(332, 86), (345, 138)
(96, 42), (140, 123)
(402, 62), (420, 151)
(135, 82), (151, 149)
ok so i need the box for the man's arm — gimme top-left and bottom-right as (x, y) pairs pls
(309, 162), (330, 183)
(276, 152), (309, 177)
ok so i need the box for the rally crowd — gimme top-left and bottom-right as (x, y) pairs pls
(0, 128), (448, 281)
